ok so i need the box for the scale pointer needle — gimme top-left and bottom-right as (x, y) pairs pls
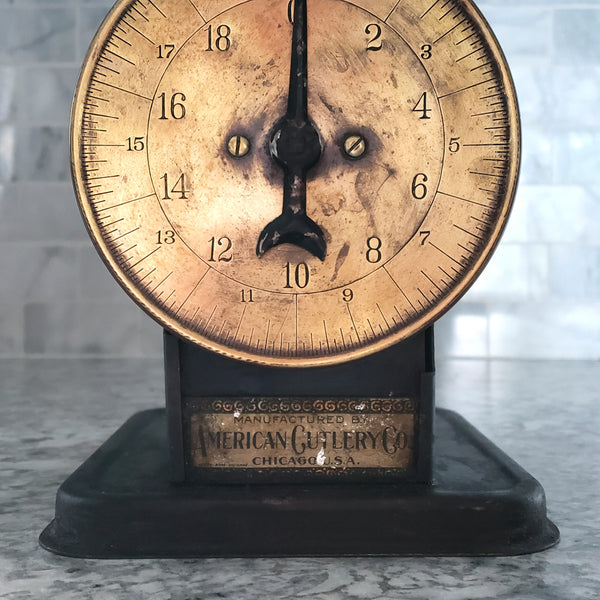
(256, 0), (326, 261)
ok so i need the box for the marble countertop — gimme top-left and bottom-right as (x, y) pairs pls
(1, 357), (598, 599)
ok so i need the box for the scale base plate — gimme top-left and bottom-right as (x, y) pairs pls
(40, 408), (559, 558)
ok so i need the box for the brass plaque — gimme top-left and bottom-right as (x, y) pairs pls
(188, 398), (415, 472)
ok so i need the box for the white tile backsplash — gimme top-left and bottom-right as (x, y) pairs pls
(0, 0), (599, 359)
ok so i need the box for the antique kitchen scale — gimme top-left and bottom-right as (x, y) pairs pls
(40, 0), (559, 556)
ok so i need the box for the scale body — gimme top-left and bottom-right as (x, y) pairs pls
(40, 0), (559, 556)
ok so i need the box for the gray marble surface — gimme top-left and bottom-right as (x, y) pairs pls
(0, 357), (598, 599)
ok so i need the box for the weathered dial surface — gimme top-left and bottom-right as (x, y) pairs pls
(73, 0), (520, 366)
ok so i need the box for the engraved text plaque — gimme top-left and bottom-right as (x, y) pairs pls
(185, 397), (417, 481)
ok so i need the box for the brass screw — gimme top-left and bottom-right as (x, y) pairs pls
(227, 135), (251, 158)
(343, 134), (367, 159)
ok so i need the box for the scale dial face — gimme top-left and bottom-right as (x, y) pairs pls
(73, 0), (520, 367)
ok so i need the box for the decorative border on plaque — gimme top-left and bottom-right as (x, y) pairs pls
(187, 397), (416, 414)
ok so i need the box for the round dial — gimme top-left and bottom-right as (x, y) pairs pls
(73, 0), (520, 367)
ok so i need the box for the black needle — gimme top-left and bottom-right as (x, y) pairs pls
(256, 0), (326, 261)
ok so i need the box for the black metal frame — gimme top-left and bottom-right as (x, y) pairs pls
(39, 407), (559, 558)
(39, 327), (560, 558)
(164, 328), (435, 484)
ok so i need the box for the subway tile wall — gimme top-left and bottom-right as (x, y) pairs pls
(0, 0), (598, 358)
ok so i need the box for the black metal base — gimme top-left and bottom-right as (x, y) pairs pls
(40, 408), (559, 558)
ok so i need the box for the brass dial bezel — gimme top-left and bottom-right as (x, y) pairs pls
(72, 0), (520, 367)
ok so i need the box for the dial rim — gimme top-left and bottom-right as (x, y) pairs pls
(72, 0), (521, 367)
